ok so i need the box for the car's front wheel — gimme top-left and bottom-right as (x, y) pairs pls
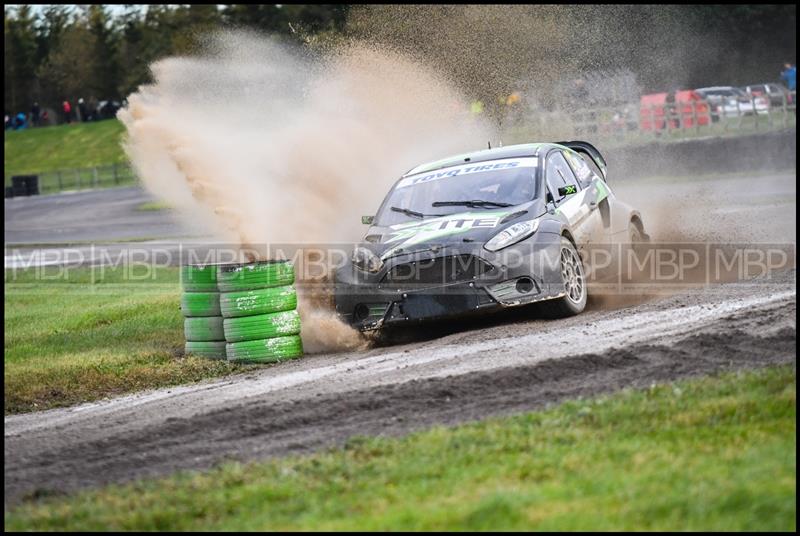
(542, 236), (587, 318)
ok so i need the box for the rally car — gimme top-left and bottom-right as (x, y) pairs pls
(334, 141), (648, 330)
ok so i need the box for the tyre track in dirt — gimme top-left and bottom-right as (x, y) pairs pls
(4, 272), (795, 506)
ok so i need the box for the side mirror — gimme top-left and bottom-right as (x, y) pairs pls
(361, 215), (375, 225)
(557, 185), (577, 197)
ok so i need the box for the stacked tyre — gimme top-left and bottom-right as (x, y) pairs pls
(181, 264), (226, 360)
(218, 261), (303, 364)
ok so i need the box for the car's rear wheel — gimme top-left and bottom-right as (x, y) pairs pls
(542, 237), (587, 318)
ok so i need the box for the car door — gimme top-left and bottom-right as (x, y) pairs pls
(545, 150), (604, 253)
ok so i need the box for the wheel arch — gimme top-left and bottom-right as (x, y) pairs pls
(561, 228), (577, 247)
(630, 210), (645, 233)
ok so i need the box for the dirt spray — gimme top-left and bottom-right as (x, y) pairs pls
(119, 30), (494, 352)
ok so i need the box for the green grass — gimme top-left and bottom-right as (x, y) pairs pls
(4, 120), (126, 176)
(4, 266), (242, 414)
(5, 367), (795, 531)
(5, 236), (167, 248)
(135, 201), (172, 212)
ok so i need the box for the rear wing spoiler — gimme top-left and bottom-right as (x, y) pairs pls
(555, 140), (608, 181)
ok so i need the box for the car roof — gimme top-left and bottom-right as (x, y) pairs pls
(696, 86), (738, 92)
(403, 143), (552, 177)
(745, 83), (785, 89)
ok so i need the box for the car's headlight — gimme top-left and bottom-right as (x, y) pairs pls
(352, 246), (384, 273)
(484, 219), (540, 252)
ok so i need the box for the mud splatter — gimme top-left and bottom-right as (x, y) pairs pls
(119, 31), (492, 352)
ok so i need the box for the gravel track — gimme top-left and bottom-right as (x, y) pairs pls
(4, 273), (795, 505)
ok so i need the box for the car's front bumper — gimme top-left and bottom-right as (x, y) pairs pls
(334, 233), (566, 330)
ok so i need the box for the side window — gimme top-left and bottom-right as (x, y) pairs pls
(546, 151), (580, 203)
(563, 150), (598, 188)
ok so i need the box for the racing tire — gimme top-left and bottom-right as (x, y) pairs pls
(226, 335), (304, 364)
(217, 261), (295, 292)
(180, 292), (221, 317)
(184, 316), (225, 342)
(184, 341), (227, 360)
(220, 286), (297, 318)
(181, 264), (218, 292)
(542, 236), (587, 318)
(223, 310), (302, 343)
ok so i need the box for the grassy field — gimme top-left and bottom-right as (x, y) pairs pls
(5, 111), (794, 180)
(4, 119), (126, 176)
(5, 367), (795, 531)
(135, 200), (173, 212)
(4, 266), (241, 414)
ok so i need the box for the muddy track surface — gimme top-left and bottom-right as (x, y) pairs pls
(4, 271), (796, 506)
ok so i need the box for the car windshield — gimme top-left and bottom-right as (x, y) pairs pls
(375, 157), (540, 226)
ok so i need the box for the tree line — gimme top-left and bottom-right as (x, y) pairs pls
(4, 4), (348, 119)
(4, 4), (796, 123)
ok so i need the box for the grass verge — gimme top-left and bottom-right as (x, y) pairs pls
(5, 366), (795, 531)
(135, 201), (172, 212)
(4, 120), (126, 176)
(4, 266), (241, 414)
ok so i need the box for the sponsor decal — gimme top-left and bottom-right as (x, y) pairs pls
(554, 190), (590, 225)
(382, 211), (510, 259)
(396, 157), (537, 189)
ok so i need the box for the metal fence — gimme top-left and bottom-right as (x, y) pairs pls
(5, 162), (137, 195)
(5, 91), (797, 197)
(507, 91), (797, 147)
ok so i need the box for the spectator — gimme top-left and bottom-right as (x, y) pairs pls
(31, 102), (41, 127)
(5, 112), (11, 130)
(88, 96), (99, 121)
(78, 98), (88, 122)
(15, 112), (27, 130)
(780, 62), (796, 91)
(62, 100), (73, 123)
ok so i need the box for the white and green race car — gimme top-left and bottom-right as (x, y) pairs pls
(335, 141), (648, 330)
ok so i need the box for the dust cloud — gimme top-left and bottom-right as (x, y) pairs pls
(345, 5), (724, 130)
(119, 7), (769, 352)
(119, 30), (492, 352)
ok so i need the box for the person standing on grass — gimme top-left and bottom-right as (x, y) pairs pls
(780, 62), (796, 91)
(62, 100), (72, 124)
(31, 102), (41, 127)
(78, 98), (87, 122)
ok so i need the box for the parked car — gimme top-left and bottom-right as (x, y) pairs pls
(741, 83), (794, 108)
(695, 86), (768, 118)
(639, 90), (710, 131)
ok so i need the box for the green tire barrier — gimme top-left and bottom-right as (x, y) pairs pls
(181, 264), (218, 292)
(220, 285), (297, 318)
(223, 310), (301, 343)
(184, 316), (225, 342)
(226, 335), (304, 363)
(217, 261), (295, 292)
(180, 292), (221, 317)
(185, 341), (227, 360)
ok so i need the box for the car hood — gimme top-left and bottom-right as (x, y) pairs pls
(363, 201), (545, 261)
